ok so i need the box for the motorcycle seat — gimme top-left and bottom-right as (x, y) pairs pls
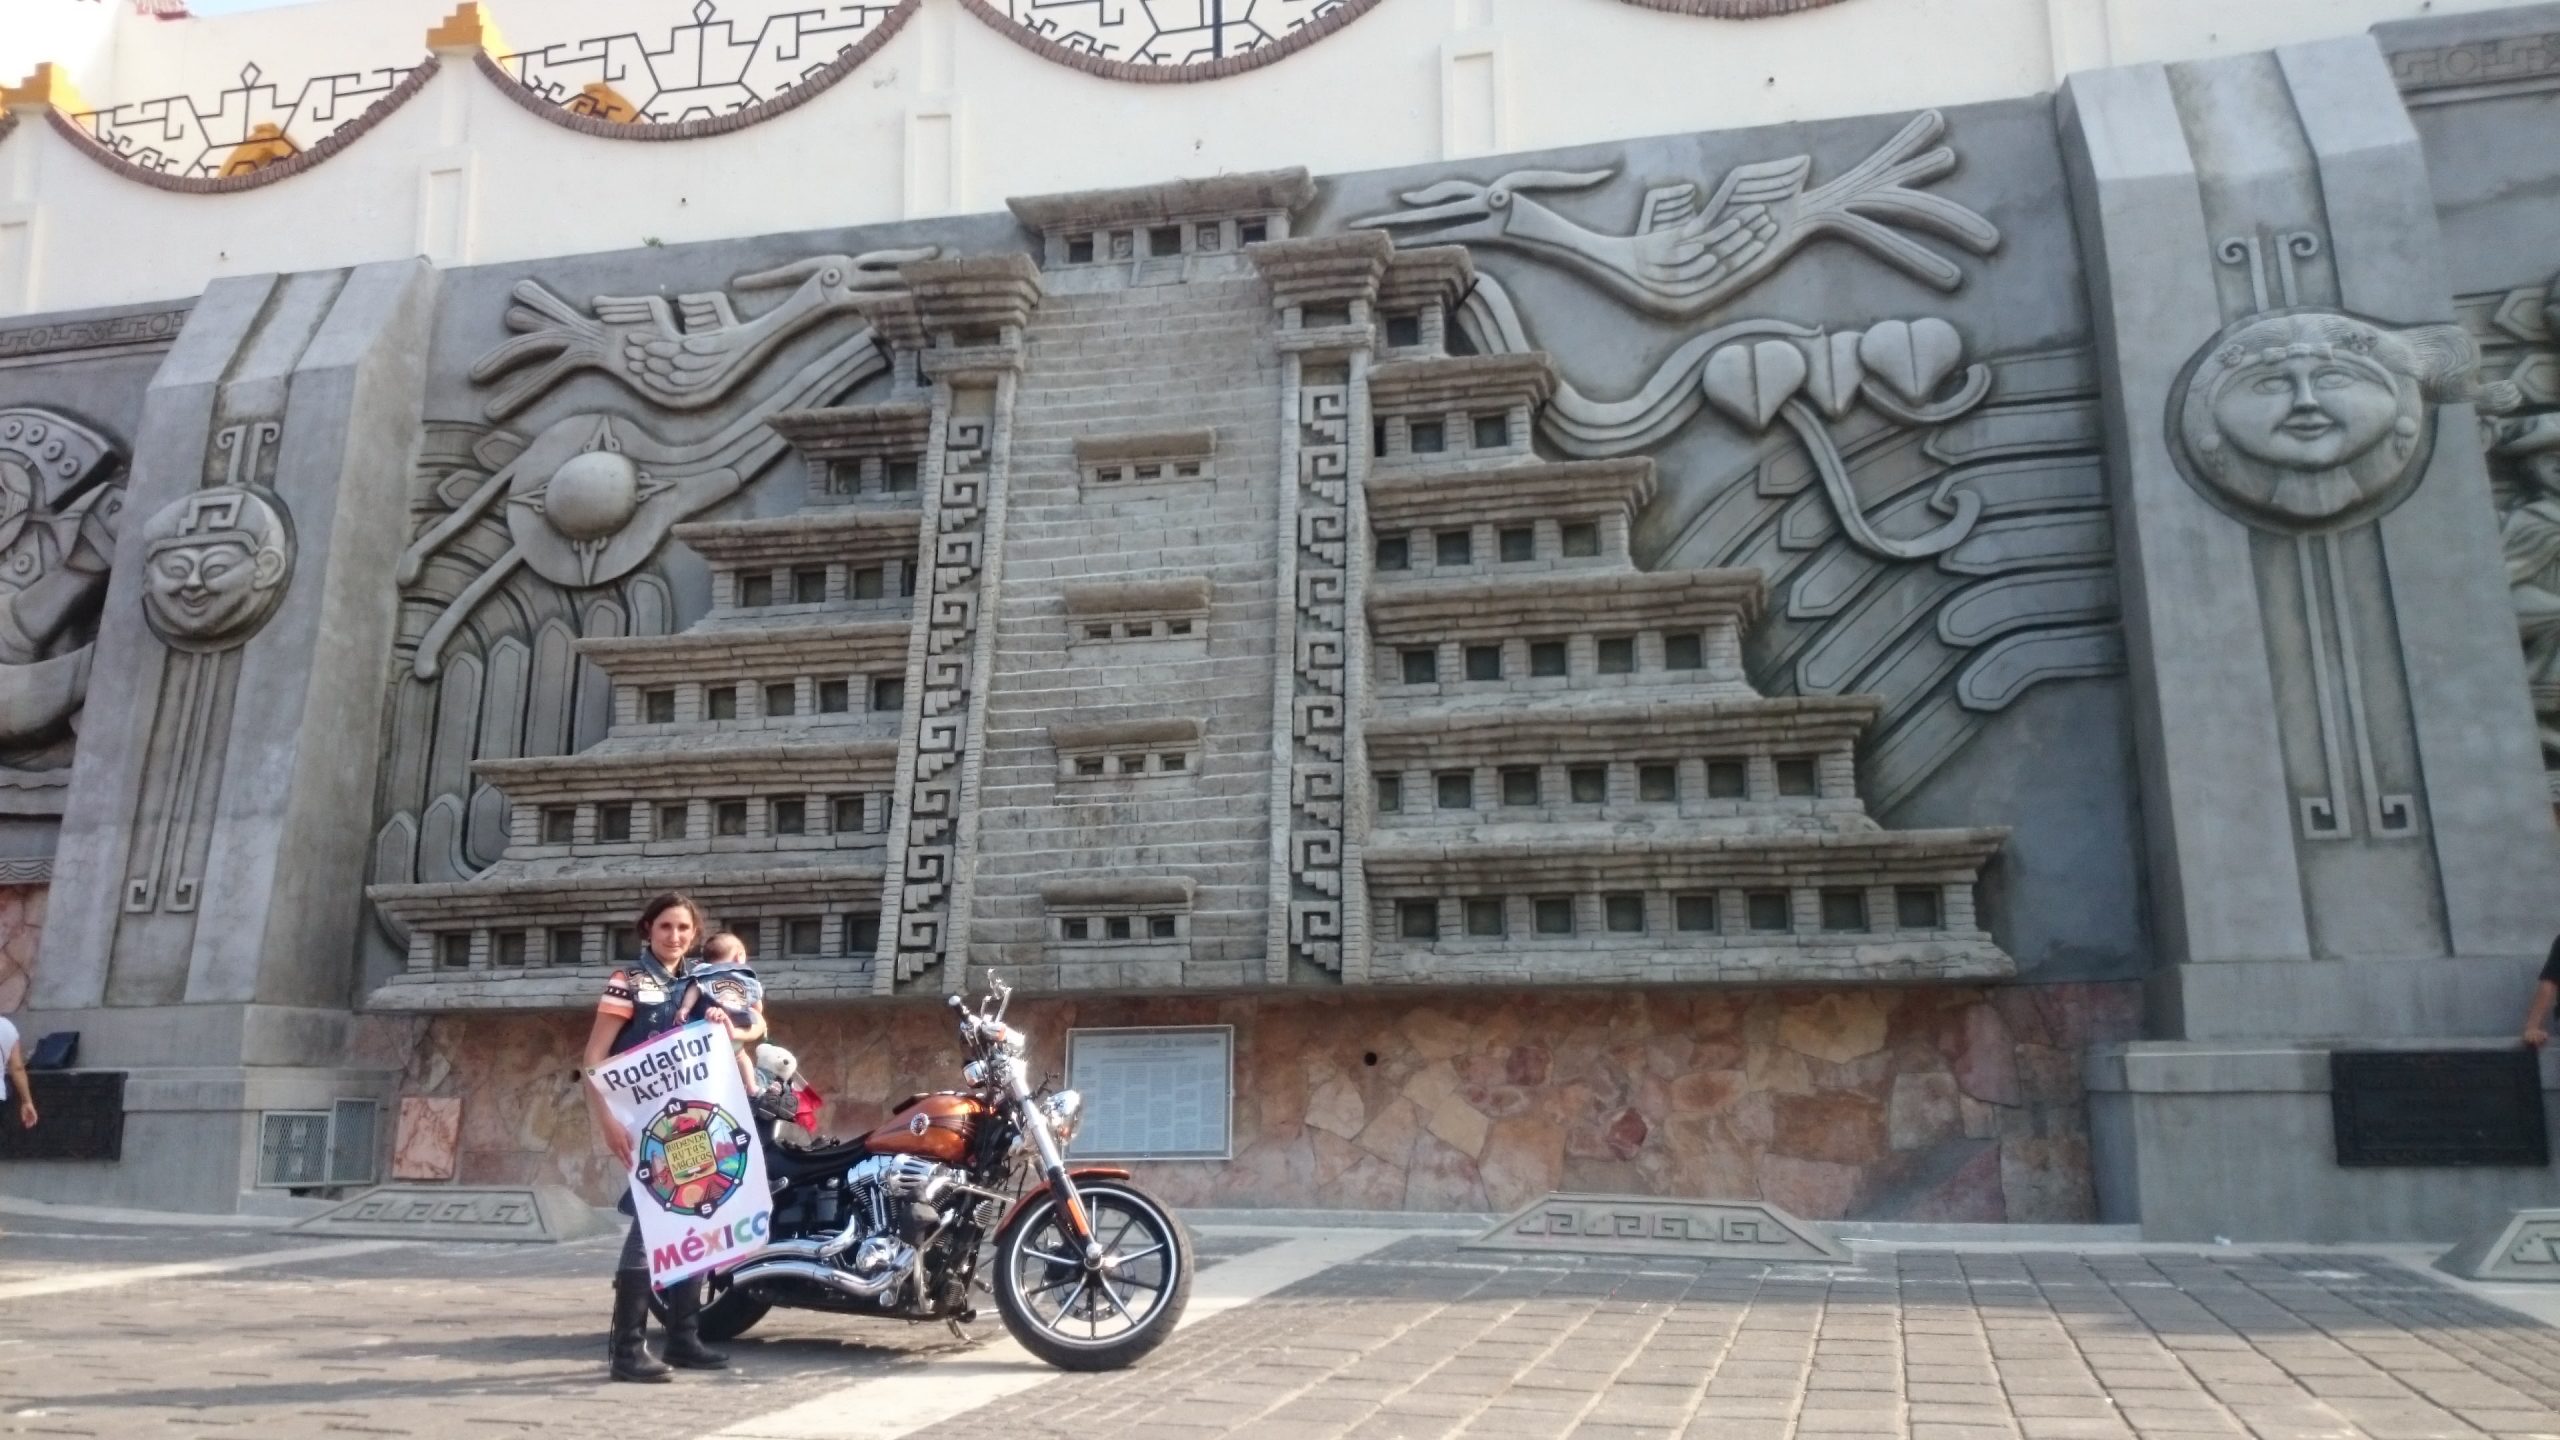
(764, 1134), (869, 1175)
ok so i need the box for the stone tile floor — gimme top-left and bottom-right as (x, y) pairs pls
(5, 1219), (2560, 1440)
(922, 1239), (2560, 1440)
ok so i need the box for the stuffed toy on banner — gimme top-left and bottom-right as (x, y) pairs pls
(592, 1020), (773, 1289)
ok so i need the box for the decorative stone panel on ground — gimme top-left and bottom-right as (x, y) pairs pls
(293, 1184), (610, 1243)
(2437, 1209), (2560, 1282)
(1467, 1193), (1852, 1262)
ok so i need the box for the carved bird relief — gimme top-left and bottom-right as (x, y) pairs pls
(468, 247), (939, 420)
(1352, 111), (1999, 320)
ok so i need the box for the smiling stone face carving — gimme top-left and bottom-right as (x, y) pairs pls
(2172, 311), (2493, 532)
(139, 487), (294, 651)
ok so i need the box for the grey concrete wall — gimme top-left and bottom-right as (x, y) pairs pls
(2092, 1043), (2560, 1242)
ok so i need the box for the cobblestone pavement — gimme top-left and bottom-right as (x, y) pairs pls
(10, 1221), (2560, 1440)
(919, 1238), (2560, 1440)
(0, 1218), (1272, 1440)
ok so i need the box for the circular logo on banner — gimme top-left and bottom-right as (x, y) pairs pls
(634, 1099), (753, 1217)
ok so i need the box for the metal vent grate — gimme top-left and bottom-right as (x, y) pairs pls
(257, 1101), (382, 1188)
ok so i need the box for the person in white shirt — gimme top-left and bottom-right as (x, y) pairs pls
(0, 1016), (36, 1131)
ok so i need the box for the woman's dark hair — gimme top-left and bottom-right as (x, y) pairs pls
(636, 892), (704, 941)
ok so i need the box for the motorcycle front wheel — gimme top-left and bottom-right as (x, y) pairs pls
(991, 1179), (1192, 1371)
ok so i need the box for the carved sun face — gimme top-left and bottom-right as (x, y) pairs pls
(145, 537), (285, 636)
(137, 486), (295, 650)
(2210, 352), (2402, 474)
(2171, 312), (2466, 533)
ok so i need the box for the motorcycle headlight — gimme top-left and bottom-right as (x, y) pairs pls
(1040, 1090), (1083, 1148)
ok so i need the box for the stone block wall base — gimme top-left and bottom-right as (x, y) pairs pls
(2088, 1040), (2560, 1242)
(21, 1002), (368, 1069)
(2148, 957), (2543, 1044)
(395, 981), (2143, 1223)
(0, 1062), (400, 1215)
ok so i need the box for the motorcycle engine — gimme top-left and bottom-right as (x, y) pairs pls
(831, 1154), (963, 1279)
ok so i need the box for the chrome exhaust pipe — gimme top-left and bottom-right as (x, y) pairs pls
(731, 1255), (907, 1300)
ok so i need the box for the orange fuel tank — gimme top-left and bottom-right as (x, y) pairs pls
(862, 1091), (990, 1165)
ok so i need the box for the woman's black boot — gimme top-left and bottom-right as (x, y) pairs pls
(609, 1271), (673, 1382)
(661, 1278), (731, 1370)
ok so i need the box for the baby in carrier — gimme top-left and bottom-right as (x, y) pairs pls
(689, 931), (821, 1142)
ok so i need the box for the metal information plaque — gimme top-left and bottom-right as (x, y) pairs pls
(0, 1071), (125, 1161)
(1066, 1026), (1232, 1161)
(2331, 1049), (2548, 1168)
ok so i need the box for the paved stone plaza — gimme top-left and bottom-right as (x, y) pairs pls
(8, 1216), (2560, 1440)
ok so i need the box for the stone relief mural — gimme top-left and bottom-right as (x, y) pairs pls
(1354, 111), (1999, 320)
(371, 252), (928, 907)
(2176, 310), (2503, 839)
(1355, 110), (2119, 812)
(0, 408), (125, 811)
(468, 249), (934, 420)
(2452, 273), (2560, 792)
(363, 99), (2141, 996)
(124, 417), (295, 916)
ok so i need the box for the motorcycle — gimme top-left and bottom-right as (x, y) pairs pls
(659, 978), (1194, 1371)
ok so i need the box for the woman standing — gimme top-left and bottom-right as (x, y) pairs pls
(582, 892), (742, 1383)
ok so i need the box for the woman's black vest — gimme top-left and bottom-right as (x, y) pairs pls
(609, 951), (694, 1057)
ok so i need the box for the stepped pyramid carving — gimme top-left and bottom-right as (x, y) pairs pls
(1297, 239), (2016, 987)
(369, 387), (938, 1005)
(370, 173), (2006, 1008)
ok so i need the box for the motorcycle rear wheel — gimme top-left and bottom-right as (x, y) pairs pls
(991, 1179), (1192, 1372)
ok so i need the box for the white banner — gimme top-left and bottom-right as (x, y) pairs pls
(594, 1021), (773, 1289)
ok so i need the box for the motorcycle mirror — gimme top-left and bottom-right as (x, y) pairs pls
(945, 995), (964, 1011)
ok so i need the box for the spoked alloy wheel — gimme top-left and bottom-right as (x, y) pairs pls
(992, 1180), (1192, 1371)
